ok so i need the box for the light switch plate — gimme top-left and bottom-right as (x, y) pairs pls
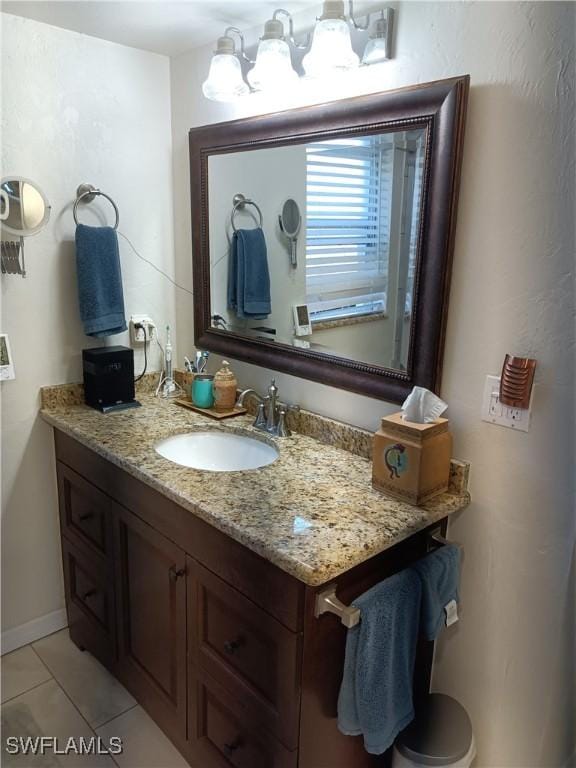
(481, 375), (531, 432)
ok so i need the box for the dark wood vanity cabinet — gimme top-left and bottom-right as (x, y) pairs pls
(54, 429), (439, 768)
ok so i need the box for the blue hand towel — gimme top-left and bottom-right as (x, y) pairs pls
(337, 569), (422, 755)
(412, 544), (461, 640)
(75, 224), (127, 337)
(227, 228), (271, 319)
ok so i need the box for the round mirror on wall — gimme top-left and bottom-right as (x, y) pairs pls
(0, 177), (51, 236)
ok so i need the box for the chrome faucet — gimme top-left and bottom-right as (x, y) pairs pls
(236, 379), (300, 437)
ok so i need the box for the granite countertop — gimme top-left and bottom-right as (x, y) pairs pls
(40, 387), (470, 587)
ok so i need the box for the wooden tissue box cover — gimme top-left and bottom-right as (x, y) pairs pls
(372, 412), (452, 505)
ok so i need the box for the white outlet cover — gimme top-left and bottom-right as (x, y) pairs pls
(481, 375), (531, 432)
(129, 315), (156, 344)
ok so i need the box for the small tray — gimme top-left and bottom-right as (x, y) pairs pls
(174, 398), (247, 420)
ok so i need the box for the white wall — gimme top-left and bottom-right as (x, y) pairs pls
(208, 146), (306, 343)
(1, 14), (175, 638)
(312, 316), (389, 363)
(171, 3), (575, 765)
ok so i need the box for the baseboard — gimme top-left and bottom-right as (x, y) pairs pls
(1, 609), (68, 655)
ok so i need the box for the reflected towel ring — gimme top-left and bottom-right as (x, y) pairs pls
(231, 193), (263, 232)
(73, 184), (119, 230)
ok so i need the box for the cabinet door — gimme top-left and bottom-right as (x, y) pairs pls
(114, 506), (187, 748)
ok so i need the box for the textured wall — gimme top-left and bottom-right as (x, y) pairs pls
(0, 14), (175, 635)
(171, 3), (575, 765)
(208, 145), (307, 343)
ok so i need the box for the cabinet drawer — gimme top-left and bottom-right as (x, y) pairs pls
(190, 562), (301, 748)
(57, 462), (113, 560)
(61, 538), (115, 667)
(190, 669), (297, 768)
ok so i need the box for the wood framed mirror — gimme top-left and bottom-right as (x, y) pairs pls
(189, 76), (469, 403)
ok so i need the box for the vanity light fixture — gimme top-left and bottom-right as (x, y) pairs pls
(361, 9), (394, 65)
(202, 3), (395, 102)
(247, 10), (304, 92)
(202, 28), (251, 102)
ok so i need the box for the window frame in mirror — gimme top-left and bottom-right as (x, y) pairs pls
(189, 76), (469, 404)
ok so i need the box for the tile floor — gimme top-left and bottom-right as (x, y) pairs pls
(1, 630), (189, 768)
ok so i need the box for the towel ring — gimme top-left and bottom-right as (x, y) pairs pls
(73, 184), (119, 230)
(231, 193), (263, 232)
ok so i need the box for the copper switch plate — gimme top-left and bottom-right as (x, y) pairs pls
(499, 355), (536, 409)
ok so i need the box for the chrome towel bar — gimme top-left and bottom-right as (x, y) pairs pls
(315, 527), (459, 627)
(314, 585), (361, 629)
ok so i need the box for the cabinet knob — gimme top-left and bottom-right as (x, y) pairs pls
(79, 512), (94, 522)
(169, 566), (186, 582)
(223, 637), (244, 655)
(223, 737), (243, 755)
(83, 589), (97, 600)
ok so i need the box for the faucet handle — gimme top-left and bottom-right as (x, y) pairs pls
(253, 401), (267, 429)
(279, 402), (300, 414)
(276, 407), (290, 437)
(276, 402), (300, 437)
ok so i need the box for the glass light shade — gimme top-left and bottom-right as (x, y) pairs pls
(247, 38), (298, 92)
(302, 18), (359, 78)
(362, 37), (389, 65)
(202, 53), (249, 102)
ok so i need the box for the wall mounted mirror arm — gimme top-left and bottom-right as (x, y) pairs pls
(0, 177), (51, 278)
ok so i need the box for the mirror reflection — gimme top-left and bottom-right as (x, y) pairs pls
(208, 128), (425, 371)
(0, 178), (50, 236)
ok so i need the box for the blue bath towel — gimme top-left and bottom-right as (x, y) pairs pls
(413, 544), (461, 640)
(228, 228), (271, 319)
(75, 224), (127, 337)
(337, 569), (422, 755)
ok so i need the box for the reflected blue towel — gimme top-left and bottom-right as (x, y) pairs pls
(75, 224), (127, 337)
(227, 228), (271, 319)
(337, 569), (422, 755)
(413, 544), (461, 640)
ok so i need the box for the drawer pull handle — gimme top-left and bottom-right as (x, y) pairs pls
(223, 737), (243, 755)
(169, 566), (186, 582)
(223, 637), (244, 655)
(83, 589), (97, 600)
(79, 512), (94, 522)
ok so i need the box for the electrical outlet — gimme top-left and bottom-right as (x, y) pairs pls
(129, 315), (156, 344)
(481, 375), (531, 432)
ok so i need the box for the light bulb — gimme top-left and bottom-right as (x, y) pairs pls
(362, 15), (391, 65)
(248, 38), (298, 92)
(302, 17), (359, 78)
(202, 36), (248, 102)
(362, 37), (389, 65)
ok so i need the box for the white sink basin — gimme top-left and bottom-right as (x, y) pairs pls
(155, 431), (279, 472)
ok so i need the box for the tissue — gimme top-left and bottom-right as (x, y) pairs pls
(401, 386), (448, 424)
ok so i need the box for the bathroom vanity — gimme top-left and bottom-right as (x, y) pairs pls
(38, 74), (471, 767)
(41, 387), (469, 768)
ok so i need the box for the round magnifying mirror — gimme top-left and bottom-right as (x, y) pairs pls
(0, 177), (51, 237)
(278, 198), (301, 268)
